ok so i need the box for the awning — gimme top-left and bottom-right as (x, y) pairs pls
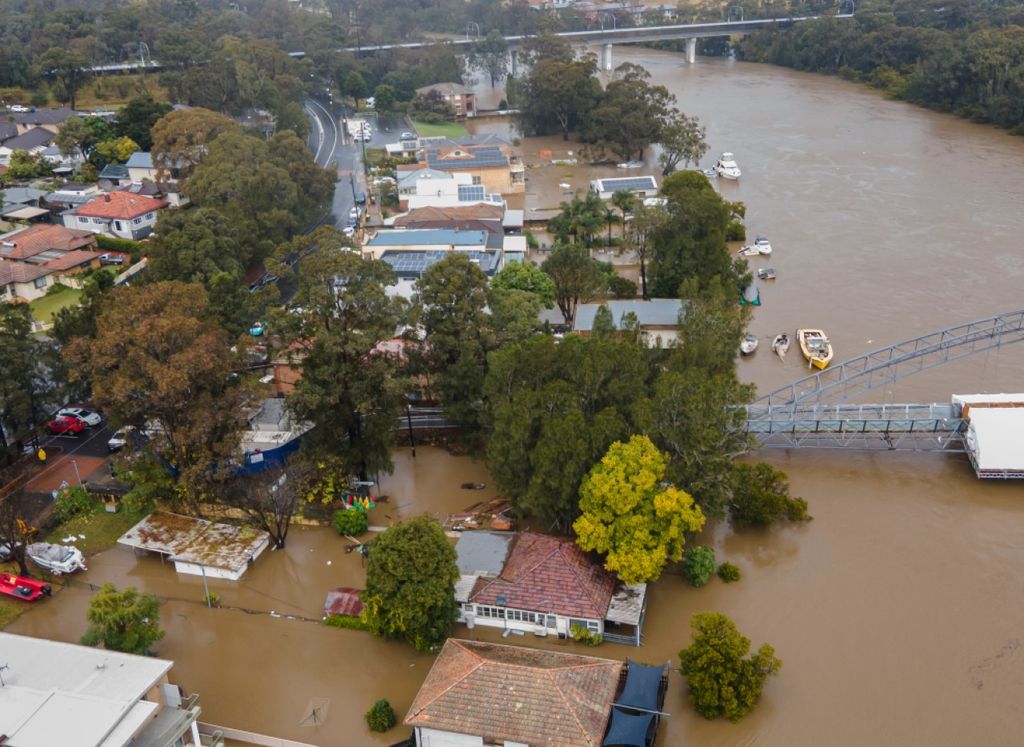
(606, 583), (647, 626)
(602, 706), (653, 747)
(1, 206), (49, 220)
(616, 660), (666, 712)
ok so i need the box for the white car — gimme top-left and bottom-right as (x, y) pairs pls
(9, 104), (29, 113)
(57, 407), (102, 426)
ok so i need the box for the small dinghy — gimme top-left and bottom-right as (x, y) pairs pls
(0, 572), (51, 601)
(27, 543), (87, 575)
(740, 282), (761, 306)
(740, 334), (759, 355)
(757, 267), (777, 280)
(771, 333), (790, 360)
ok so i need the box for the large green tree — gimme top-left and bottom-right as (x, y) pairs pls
(113, 95), (173, 151)
(658, 113), (709, 175)
(282, 229), (406, 480)
(469, 30), (509, 88)
(517, 54), (601, 140)
(40, 47), (91, 109)
(66, 282), (253, 514)
(679, 612), (782, 722)
(81, 583), (165, 655)
(150, 107), (240, 182)
(146, 207), (248, 284)
(362, 515), (459, 652)
(574, 435), (705, 584)
(729, 462), (810, 527)
(0, 305), (60, 461)
(541, 244), (607, 325)
(582, 64), (675, 161)
(489, 260), (555, 309)
(415, 253), (495, 435)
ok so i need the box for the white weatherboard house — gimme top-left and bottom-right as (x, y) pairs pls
(0, 632), (211, 747)
(590, 175), (659, 200)
(118, 511), (270, 581)
(455, 531), (648, 646)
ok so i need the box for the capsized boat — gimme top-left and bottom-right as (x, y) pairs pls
(797, 328), (834, 369)
(757, 267), (777, 280)
(0, 572), (52, 601)
(27, 542), (87, 575)
(715, 152), (741, 180)
(740, 334), (759, 355)
(740, 282), (761, 306)
(771, 333), (790, 360)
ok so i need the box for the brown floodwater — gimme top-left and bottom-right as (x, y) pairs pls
(12, 52), (1024, 746)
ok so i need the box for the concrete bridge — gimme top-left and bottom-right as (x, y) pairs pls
(346, 14), (853, 70)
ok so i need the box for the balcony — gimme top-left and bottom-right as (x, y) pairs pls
(134, 693), (202, 747)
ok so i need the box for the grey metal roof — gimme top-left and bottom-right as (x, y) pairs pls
(381, 249), (500, 278)
(367, 228), (487, 247)
(0, 127), (54, 150)
(99, 163), (130, 180)
(574, 299), (684, 331)
(0, 187), (48, 206)
(455, 531), (514, 576)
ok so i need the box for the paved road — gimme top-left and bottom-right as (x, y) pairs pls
(304, 97), (361, 230)
(37, 421), (113, 459)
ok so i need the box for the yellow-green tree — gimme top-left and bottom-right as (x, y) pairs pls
(573, 435), (705, 584)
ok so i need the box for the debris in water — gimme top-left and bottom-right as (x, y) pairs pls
(326, 560), (332, 566)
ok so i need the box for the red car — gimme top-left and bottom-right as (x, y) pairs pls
(47, 416), (86, 435)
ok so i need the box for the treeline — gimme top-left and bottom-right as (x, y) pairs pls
(738, 0), (1024, 133)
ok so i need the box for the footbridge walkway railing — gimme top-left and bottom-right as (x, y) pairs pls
(745, 310), (1024, 450)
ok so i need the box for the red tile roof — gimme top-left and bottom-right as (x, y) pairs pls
(41, 249), (101, 272)
(76, 192), (167, 220)
(0, 224), (96, 259)
(0, 262), (51, 285)
(469, 532), (616, 620)
(405, 639), (622, 747)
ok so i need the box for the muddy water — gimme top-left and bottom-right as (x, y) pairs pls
(12, 54), (1024, 746)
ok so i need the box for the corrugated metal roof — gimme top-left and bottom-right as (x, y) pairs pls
(574, 299), (685, 331)
(367, 228), (487, 246)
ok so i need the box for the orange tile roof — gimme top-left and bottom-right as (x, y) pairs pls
(0, 224), (96, 260)
(0, 262), (51, 285)
(76, 192), (167, 220)
(469, 532), (616, 620)
(405, 639), (621, 747)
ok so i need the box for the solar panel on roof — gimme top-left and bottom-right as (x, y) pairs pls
(458, 185), (486, 201)
(599, 177), (658, 191)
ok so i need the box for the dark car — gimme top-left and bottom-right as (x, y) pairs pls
(47, 415), (87, 435)
(354, 190), (366, 205)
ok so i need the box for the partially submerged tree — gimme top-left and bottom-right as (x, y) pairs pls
(469, 30), (509, 87)
(362, 516), (459, 652)
(81, 583), (165, 656)
(220, 464), (314, 549)
(658, 113), (708, 175)
(574, 435), (705, 584)
(679, 612), (782, 722)
(729, 462), (810, 527)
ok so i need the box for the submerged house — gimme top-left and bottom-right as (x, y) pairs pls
(405, 639), (668, 747)
(455, 531), (648, 646)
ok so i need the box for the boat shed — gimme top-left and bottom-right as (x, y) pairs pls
(590, 176), (659, 200)
(954, 394), (1024, 479)
(118, 511), (270, 581)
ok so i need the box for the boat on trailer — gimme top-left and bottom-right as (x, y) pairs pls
(27, 543), (87, 575)
(797, 328), (834, 369)
(771, 333), (790, 359)
(0, 572), (52, 601)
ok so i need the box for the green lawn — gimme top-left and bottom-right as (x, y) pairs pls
(0, 599), (24, 629)
(29, 286), (82, 324)
(45, 508), (145, 557)
(411, 119), (469, 138)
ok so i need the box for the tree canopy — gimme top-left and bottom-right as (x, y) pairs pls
(574, 435), (705, 584)
(679, 612), (782, 722)
(81, 583), (165, 656)
(362, 515), (459, 652)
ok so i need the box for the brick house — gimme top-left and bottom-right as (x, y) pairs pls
(414, 82), (477, 118)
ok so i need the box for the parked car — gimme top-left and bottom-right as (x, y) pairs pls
(47, 416), (86, 435)
(9, 104), (29, 113)
(342, 226), (356, 238)
(354, 190), (366, 205)
(107, 426), (132, 452)
(99, 253), (125, 265)
(400, 131), (415, 140)
(57, 407), (102, 426)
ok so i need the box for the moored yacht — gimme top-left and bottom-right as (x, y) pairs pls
(716, 152), (741, 180)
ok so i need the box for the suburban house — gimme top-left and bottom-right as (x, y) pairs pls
(9, 107), (76, 135)
(405, 639), (668, 747)
(393, 204), (506, 234)
(362, 228), (502, 260)
(399, 170), (507, 210)
(420, 145), (525, 194)
(1, 223), (98, 259)
(0, 632), (220, 747)
(573, 300), (685, 348)
(118, 511), (271, 581)
(455, 531), (649, 646)
(0, 186), (50, 223)
(590, 175), (660, 200)
(45, 182), (104, 212)
(0, 126), (56, 163)
(0, 224), (102, 301)
(415, 82), (477, 117)
(65, 191), (167, 239)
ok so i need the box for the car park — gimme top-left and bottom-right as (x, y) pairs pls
(57, 407), (102, 426)
(47, 416), (86, 435)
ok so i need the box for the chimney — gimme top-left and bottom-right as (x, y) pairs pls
(103, 194), (111, 202)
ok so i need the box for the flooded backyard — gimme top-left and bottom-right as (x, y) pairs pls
(10, 50), (1024, 745)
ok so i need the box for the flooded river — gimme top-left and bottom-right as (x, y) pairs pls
(11, 52), (1024, 745)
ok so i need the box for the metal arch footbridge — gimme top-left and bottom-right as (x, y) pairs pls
(745, 310), (1024, 451)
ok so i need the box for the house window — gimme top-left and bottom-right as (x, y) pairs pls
(93, 218), (104, 225)
(33, 276), (48, 289)
(569, 618), (599, 633)
(146, 212), (154, 220)
(115, 221), (124, 231)
(471, 176), (482, 186)
(133, 217), (143, 225)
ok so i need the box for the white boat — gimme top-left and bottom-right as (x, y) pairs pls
(27, 542), (87, 575)
(616, 160), (644, 169)
(700, 167), (718, 178)
(740, 334), (759, 355)
(738, 245), (760, 257)
(715, 152), (741, 180)
(771, 333), (790, 360)
(740, 236), (772, 257)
